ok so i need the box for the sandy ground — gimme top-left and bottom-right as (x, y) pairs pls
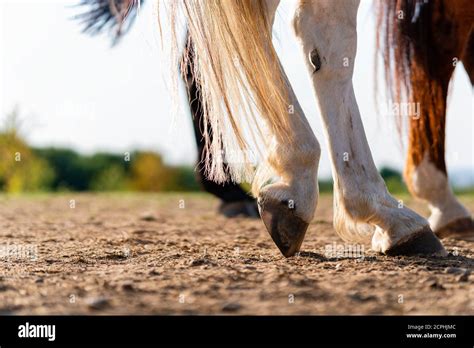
(0, 193), (472, 315)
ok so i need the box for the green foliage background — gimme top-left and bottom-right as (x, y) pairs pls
(0, 109), (201, 193)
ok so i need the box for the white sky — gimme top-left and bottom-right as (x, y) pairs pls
(1, 0), (473, 180)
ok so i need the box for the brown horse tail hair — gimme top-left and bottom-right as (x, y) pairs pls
(166, 0), (290, 185)
(375, 0), (450, 176)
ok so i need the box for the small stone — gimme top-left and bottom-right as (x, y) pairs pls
(35, 277), (44, 284)
(348, 291), (377, 302)
(149, 269), (160, 276)
(140, 213), (157, 222)
(189, 258), (214, 267)
(222, 302), (242, 312)
(121, 282), (135, 291)
(457, 271), (470, 282)
(428, 281), (445, 290)
(444, 267), (467, 275)
(87, 297), (110, 310)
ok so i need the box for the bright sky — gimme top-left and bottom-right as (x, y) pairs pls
(1, 0), (473, 181)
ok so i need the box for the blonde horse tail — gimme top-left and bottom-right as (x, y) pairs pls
(167, 0), (290, 187)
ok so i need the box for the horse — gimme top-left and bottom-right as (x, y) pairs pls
(77, 0), (473, 257)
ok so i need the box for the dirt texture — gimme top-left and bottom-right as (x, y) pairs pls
(0, 193), (472, 315)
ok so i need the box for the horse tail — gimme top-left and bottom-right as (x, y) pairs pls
(75, 0), (142, 44)
(168, 0), (290, 185)
(77, 0), (290, 186)
(374, 0), (455, 184)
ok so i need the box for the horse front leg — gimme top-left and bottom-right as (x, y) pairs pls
(293, 0), (445, 255)
(255, 89), (321, 257)
(250, 0), (321, 257)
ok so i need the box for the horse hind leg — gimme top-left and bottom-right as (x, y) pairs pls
(182, 36), (258, 218)
(405, 8), (473, 241)
(293, 0), (445, 255)
(405, 110), (474, 241)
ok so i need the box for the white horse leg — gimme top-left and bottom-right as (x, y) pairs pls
(255, 0), (321, 257)
(292, 0), (445, 255)
(409, 155), (473, 240)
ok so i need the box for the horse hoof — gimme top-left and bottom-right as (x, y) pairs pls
(257, 197), (309, 257)
(385, 226), (447, 256)
(435, 217), (474, 241)
(218, 200), (260, 218)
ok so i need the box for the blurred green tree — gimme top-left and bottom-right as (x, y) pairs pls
(129, 152), (173, 191)
(380, 167), (407, 194)
(90, 164), (128, 191)
(33, 148), (131, 191)
(0, 108), (54, 192)
(166, 166), (201, 192)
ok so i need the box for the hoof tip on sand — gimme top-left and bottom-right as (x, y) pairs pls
(258, 198), (309, 257)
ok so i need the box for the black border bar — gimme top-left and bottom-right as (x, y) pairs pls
(0, 315), (472, 346)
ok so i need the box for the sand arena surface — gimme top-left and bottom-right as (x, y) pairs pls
(0, 193), (472, 314)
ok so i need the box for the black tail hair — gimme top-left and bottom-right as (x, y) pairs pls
(74, 0), (142, 45)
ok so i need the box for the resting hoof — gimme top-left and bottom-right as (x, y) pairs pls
(218, 200), (260, 218)
(435, 217), (474, 242)
(257, 197), (309, 257)
(385, 226), (447, 256)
